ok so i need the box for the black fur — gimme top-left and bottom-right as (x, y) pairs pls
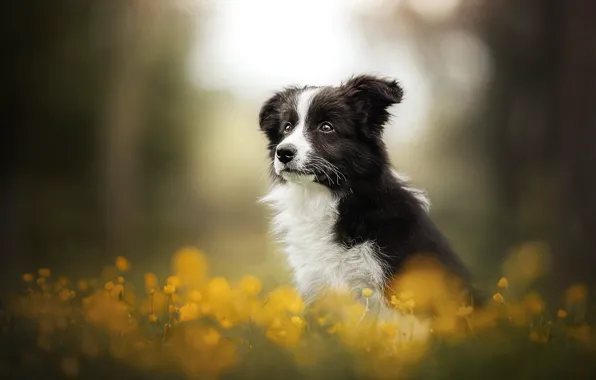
(259, 74), (484, 305)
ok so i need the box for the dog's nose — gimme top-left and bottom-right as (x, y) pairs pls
(276, 145), (297, 164)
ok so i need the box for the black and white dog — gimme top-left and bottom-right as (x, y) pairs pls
(258, 74), (480, 316)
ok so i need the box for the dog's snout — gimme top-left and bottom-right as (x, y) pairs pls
(276, 145), (297, 164)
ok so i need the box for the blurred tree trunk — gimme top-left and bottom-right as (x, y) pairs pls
(555, 0), (596, 284)
(480, 0), (596, 288)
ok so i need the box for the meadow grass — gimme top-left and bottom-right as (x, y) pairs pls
(1, 245), (595, 379)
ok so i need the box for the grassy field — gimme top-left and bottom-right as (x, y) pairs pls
(1, 246), (595, 380)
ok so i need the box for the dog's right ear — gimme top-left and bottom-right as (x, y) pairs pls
(258, 92), (283, 135)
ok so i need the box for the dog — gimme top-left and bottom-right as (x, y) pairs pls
(258, 75), (482, 324)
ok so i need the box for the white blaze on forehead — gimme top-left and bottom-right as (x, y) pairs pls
(274, 87), (322, 176)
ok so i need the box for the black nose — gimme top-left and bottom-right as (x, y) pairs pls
(276, 145), (297, 164)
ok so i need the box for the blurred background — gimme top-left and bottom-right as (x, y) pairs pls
(3, 0), (595, 299)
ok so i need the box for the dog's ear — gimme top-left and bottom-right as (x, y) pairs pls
(258, 92), (283, 135)
(341, 74), (404, 138)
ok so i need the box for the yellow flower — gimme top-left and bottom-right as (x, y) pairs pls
(23, 273), (34, 283)
(188, 290), (202, 303)
(207, 277), (232, 299)
(456, 305), (474, 317)
(148, 313), (158, 323)
(114, 256), (130, 272)
(240, 275), (262, 296)
(37, 277), (46, 286)
(167, 276), (181, 288)
(529, 330), (548, 343)
(361, 288), (373, 298)
(565, 283), (588, 304)
(398, 291), (414, 301)
(403, 299), (416, 310)
(77, 280), (89, 292)
(180, 303), (200, 322)
(378, 321), (398, 338)
(219, 318), (233, 329)
(492, 293), (504, 303)
(202, 328), (221, 346)
(172, 246), (208, 288)
(117, 276), (125, 284)
(59, 288), (74, 302)
(522, 292), (544, 315)
(38, 268), (51, 278)
(104, 281), (115, 291)
(291, 316), (305, 328)
(110, 284), (124, 298)
(163, 284), (176, 294)
(557, 308), (568, 319)
(497, 277), (509, 288)
(144, 273), (158, 291)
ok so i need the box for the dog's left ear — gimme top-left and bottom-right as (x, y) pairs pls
(341, 74), (404, 137)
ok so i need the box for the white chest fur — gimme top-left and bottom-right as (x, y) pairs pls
(260, 181), (387, 305)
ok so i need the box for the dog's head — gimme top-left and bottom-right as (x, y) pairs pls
(258, 74), (404, 189)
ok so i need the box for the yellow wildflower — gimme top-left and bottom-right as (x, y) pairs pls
(36, 277), (46, 286)
(378, 321), (398, 338)
(239, 275), (262, 297)
(117, 276), (125, 284)
(492, 293), (504, 303)
(522, 292), (544, 315)
(104, 281), (115, 291)
(291, 316), (305, 328)
(163, 284), (176, 294)
(172, 246), (208, 288)
(202, 328), (221, 346)
(403, 299), (416, 310)
(565, 283), (588, 304)
(200, 303), (212, 314)
(361, 288), (373, 298)
(207, 277), (232, 299)
(77, 280), (89, 292)
(219, 318), (233, 329)
(111, 284), (124, 298)
(188, 290), (202, 303)
(179, 303), (200, 322)
(557, 309), (568, 319)
(59, 288), (74, 302)
(144, 273), (158, 291)
(148, 313), (158, 323)
(529, 330), (548, 343)
(497, 277), (509, 288)
(114, 256), (130, 272)
(399, 291), (414, 301)
(23, 273), (34, 282)
(456, 305), (474, 317)
(38, 268), (51, 278)
(167, 276), (181, 288)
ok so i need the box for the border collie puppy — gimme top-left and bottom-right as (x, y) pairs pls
(258, 74), (480, 315)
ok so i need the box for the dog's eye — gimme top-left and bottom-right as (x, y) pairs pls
(319, 122), (334, 133)
(283, 123), (292, 133)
